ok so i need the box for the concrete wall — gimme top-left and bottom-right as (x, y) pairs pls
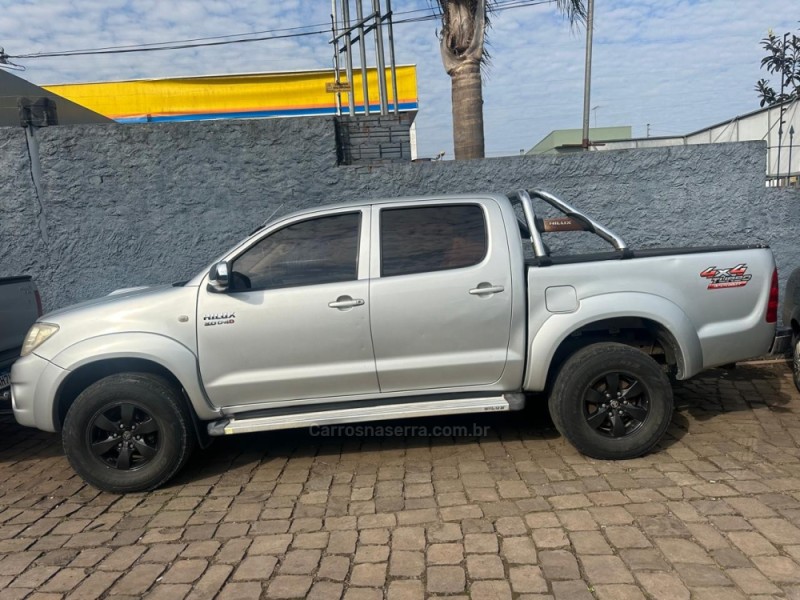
(1, 117), (798, 318)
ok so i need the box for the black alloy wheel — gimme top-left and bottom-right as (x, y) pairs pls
(63, 373), (195, 493)
(548, 342), (673, 460)
(583, 371), (650, 438)
(87, 402), (160, 470)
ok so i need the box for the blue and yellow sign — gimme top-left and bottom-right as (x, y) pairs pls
(43, 65), (418, 124)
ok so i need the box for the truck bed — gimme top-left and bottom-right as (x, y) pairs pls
(523, 244), (776, 390)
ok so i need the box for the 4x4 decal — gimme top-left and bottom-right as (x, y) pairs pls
(700, 264), (752, 289)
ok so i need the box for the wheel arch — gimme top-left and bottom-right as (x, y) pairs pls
(545, 316), (683, 387)
(524, 293), (704, 392)
(50, 333), (220, 439)
(790, 310), (800, 337)
(55, 357), (213, 449)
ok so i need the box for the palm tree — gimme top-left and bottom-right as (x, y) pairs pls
(438, 0), (586, 159)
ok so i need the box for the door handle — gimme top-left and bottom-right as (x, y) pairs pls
(469, 284), (505, 296)
(328, 296), (365, 309)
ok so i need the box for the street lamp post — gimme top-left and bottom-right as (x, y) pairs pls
(581, 0), (594, 149)
(790, 125), (796, 187)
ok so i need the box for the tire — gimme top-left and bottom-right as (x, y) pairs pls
(548, 342), (673, 460)
(793, 334), (800, 394)
(62, 373), (195, 493)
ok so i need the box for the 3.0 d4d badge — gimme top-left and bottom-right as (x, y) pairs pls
(203, 312), (236, 326)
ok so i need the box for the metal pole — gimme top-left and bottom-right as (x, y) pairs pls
(386, 0), (399, 115)
(331, 1), (342, 116)
(355, 0), (370, 115)
(776, 32), (788, 185)
(372, 0), (389, 115)
(790, 125), (796, 186)
(581, 0), (594, 149)
(341, 0), (356, 115)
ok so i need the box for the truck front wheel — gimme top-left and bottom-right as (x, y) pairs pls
(62, 373), (195, 493)
(549, 342), (673, 460)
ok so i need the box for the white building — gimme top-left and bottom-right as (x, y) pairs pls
(592, 100), (799, 186)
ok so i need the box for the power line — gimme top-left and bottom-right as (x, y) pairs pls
(7, 0), (557, 60)
(10, 29), (327, 59)
(20, 22), (336, 54)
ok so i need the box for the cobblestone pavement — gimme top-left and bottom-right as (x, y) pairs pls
(1, 363), (800, 599)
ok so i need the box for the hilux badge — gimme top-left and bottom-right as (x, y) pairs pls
(203, 313), (236, 326)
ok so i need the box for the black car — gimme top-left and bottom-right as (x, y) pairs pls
(784, 268), (800, 391)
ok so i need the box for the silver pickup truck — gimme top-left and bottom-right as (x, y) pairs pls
(11, 190), (779, 492)
(1, 276), (41, 400)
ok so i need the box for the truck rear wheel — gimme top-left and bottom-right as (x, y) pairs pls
(62, 373), (194, 493)
(549, 342), (673, 460)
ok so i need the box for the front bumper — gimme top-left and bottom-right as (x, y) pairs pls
(10, 352), (67, 431)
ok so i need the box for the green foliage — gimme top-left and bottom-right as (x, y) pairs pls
(755, 29), (799, 108)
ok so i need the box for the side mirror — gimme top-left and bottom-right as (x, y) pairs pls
(207, 261), (230, 293)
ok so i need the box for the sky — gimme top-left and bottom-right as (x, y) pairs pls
(0, 0), (797, 159)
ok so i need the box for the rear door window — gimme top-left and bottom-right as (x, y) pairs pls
(380, 205), (487, 277)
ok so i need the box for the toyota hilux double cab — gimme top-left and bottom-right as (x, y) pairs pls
(11, 190), (780, 492)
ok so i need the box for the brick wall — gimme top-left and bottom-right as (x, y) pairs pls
(335, 114), (415, 165)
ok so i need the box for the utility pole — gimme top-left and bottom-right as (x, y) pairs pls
(372, 0), (389, 115)
(330, 2), (342, 116)
(581, 0), (595, 149)
(331, 0), (397, 117)
(341, 0), (356, 115)
(386, 0), (399, 115)
(355, 0), (370, 115)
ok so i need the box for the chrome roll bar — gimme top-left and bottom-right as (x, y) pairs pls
(512, 190), (548, 258)
(509, 189), (628, 258)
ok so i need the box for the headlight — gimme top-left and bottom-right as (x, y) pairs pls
(21, 323), (59, 357)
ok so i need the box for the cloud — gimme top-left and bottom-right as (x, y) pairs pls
(1, 0), (797, 159)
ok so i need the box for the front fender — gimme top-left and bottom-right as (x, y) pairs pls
(523, 292), (703, 391)
(51, 332), (221, 420)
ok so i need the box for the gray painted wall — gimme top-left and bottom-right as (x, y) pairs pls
(1, 117), (798, 319)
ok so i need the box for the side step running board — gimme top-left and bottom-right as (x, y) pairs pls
(208, 393), (524, 436)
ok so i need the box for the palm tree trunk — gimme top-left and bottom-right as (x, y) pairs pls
(439, 0), (487, 160)
(450, 61), (484, 160)
(437, 0), (585, 160)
